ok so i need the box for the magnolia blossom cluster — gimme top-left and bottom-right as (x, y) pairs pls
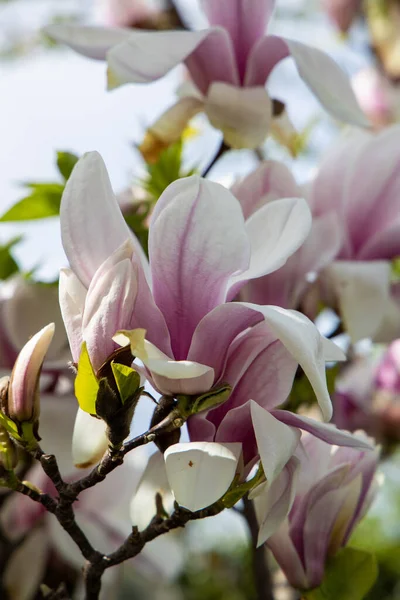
(2, 0), (399, 598)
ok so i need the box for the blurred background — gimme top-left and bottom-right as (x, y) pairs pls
(1, 0), (400, 598)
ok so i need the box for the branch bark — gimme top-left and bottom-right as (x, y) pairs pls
(243, 495), (275, 600)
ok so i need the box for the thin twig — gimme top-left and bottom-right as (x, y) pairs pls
(202, 140), (230, 176)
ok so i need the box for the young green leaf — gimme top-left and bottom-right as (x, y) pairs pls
(74, 343), (99, 415)
(0, 184), (64, 221)
(56, 151), (79, 181)
(304, 547), (378, 600)
(111, 362), (140, 405)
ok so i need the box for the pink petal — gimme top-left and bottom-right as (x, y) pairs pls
(272, 410), (375, 450)
(201, 0), (275, 81)
(214, 401), (258, 467)
(231, 160), (300, 220)
(267, 522), (308, 589)
(187, 303), (263, 381)
(204, 83), (272, 148)
(107, 28), (239, 93)
(82, 252), (137, 371)
(244, 34), (289, 86)
(149, 176), (250, 359)
(61, 152), (147, 288)
(44, 24), (132, 59)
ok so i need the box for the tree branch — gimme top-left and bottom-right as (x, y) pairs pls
(243, 495), (275, 600)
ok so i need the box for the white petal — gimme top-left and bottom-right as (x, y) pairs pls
(326, 260), (391, 342)
(44, 24), (132, 59)
(322, 337), (347, 362)
(59, 268), (87, 363)
(204, 83), (272, 149)
(72, 408), (108, 468)
(130, 451), (175, 530)
(164, 442), (242, 512)
(251, 402), (300, 483)
(254, 456), (300, 546)
(285, 39), (370, 127)
(240, 304), (334, 421)
(230, 197), (312, 289)
(61, 151), (147, 287)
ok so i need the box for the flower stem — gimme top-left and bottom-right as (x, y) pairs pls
(202, 140), (230, 176)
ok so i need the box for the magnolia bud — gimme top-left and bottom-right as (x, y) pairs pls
(7, 324), (55, 423)
(0, 424), (18, 474)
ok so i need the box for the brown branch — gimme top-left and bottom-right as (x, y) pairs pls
(243, 495), (275, 600)
(83, 501), (225, 599)
(14, 480), (57, 513)
(202, 140), (230, 176)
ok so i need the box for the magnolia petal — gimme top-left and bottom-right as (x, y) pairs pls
(231, 160), (300, 220)
(251, 402), (300, 483)
(326, 260), (391, 342)
(44, 24), (132, 59)
(201, 0), (275, 79)
(9, 324), (55, 421)
(239, 304), (334, 420)
(140, 97), (204, 163)
(82, 252), (137, 372)
(302, 478), (362, 588)
(164, 441), (242, 511)
(267, 522), (308, 589)
(130, 451), (175, 529)
(229, 197), (312, 291)
(244, 34), (290, 86)
(204, 83), (272, 149)
(254, 455), (300, 546)
(115, 330), (215, 395)
(72, 408), (108, 468)
(285, 39), (369, 127)
(61, 151), (147, 288)
(59, 268), (87, 363)
(4, 528), (48, 600)
(149, 176), (250, 358)
(272, 410), (374, 450)
(107, 28), (239, 92)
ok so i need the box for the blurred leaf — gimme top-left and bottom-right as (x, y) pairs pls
(142, 138), (197, 199)
(0, 236), (22, 280)
(56, 151), (79, 181)
(304, 547), (378, 600)
(0, 183), (64, 221)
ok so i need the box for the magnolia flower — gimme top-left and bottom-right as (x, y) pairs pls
(262, 434), (379, 590)
(61, 151), (345, 426)
(352, 67), (395, 130)
(5, 324), (55, 423)
(45, 0), (367, 151)
(334, 342), (400, 444)
(307, 126), (400, 342)
(232, 160), (342, 310)
(322, 0), (361, 34)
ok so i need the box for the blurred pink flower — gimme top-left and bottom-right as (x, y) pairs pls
(262, 434), (379, 590)
(322, 0), (361, 34)
(352, 67), (394, 130)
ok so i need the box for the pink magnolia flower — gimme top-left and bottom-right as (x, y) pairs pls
(262, 434), (379, 590)
(6, 323), (55, 423)
(352, 67), (395, 130)
(232, 160), (342, 310)
(60, 151), (342, 425)
(45, 0), (367, 150)
(322, 0), (361, 34)
(334, 342), (400, 443)
(307, 125), (400, 342)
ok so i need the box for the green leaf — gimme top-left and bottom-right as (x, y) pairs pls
(74, 343), (99, 414)
(56, 151), (79, 181)
(0, 236), (22, 280)
(0, 183), (64, 221)
(304, 547), (378, 600)
(111, 362), (140, 404)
